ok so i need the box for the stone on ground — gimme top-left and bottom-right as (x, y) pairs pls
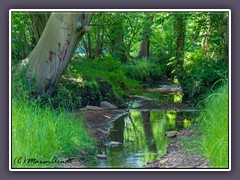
(100, 101), (118, 109)
(165, 131), (178, 138)
(85, 105), (104, 110)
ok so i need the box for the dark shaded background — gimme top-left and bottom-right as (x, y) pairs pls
(0, 0), (239, 179)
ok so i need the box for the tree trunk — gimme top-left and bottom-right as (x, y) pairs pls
(138, 15), (153, 59)
(174, 14), (186, 77)
(94, 13), (104, 58)
(22, 12), (92, 95)
(201, 15), (211, 57)
(29, 12), (51, 43)
(173, 14), (187, 100)
(109, 18), (127, 62)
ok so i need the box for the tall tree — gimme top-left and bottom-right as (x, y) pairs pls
(111, 19), (125, 61)
(21, 12), (92, 95)
(174, 13), (186, 78)
(107, 14), (128, 62)
(138, 14), (153, 59)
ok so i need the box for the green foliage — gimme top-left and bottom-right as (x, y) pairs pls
(150, 13), (175, 61)
(180, 51), (228, 101)
(12, 12), (35, 65)
(197, 81), (228, 168)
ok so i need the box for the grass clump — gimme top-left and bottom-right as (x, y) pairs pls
(12, 78), (95, 168)
(179, 80), (229, 168)
(197, 81), (229, 168)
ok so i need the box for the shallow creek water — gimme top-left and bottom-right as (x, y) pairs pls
(85, 84), (198, 168)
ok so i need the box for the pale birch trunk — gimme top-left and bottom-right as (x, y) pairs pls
(22, 12), (92, 94)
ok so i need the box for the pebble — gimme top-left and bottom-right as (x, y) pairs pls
(159, 158), (169, 164)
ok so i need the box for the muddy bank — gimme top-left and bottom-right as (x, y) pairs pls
(66, 107), (126, 168)
(145, 126), (208, 168)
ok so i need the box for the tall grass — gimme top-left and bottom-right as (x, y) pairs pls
(12, 78), (95, 168)
(197, 81), (229, 168)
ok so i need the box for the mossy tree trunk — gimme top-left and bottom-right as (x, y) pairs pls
(22, 12), (92, 95)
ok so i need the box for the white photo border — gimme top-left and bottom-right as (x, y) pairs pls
(9, 9), (231, 172)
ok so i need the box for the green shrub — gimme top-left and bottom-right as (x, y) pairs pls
(178, 51), (228, 101)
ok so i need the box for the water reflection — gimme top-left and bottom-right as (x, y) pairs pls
(86, 110), (196, 168)
(128, 89), (183, 103)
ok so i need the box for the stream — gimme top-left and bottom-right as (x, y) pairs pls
(85, 83), (198, 168)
